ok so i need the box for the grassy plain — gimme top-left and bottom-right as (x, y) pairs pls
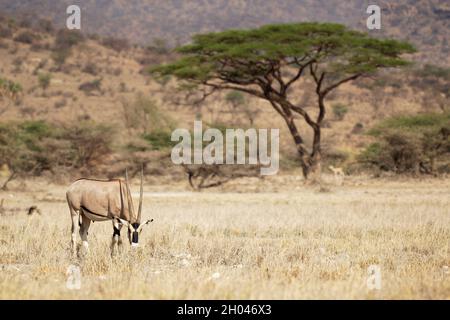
(0, 176), (449, 299)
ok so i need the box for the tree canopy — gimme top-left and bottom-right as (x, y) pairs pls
(152, 22), (415, 85)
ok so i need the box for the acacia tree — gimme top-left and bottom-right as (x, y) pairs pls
(150, 23), (415, 180)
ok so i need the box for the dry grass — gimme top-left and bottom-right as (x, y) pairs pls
(0, 177), (449, 299)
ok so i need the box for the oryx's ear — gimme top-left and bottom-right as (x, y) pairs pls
(115, 218), (129, 227)
(137, 219), (154, 233)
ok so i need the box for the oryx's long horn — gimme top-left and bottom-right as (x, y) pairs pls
(125, 168), (135, 220)
(137, 166), (144, 222)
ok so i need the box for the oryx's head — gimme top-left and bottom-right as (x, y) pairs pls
(117, 167), (153, 247)
(116, 218), (154, 247)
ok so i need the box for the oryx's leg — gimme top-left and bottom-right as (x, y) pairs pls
(110, 219), (123, 257)
(79, 212), (91, 254)
(69, 205), (79, 257)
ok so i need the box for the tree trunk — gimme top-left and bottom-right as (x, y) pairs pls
(304, 152), (322, 184)
(282, 115), (311, 178)
(307, 124), (323, 184)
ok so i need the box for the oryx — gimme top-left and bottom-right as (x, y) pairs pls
(66, 169), (153, 256)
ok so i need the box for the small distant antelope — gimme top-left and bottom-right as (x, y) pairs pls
(66, 169), (153, 256)
(329, 165), (345, 177)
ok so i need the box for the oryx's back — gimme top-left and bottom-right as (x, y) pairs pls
(66, 179), (122, 220)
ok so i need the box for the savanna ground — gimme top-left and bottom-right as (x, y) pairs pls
(0, 175), (449, 299)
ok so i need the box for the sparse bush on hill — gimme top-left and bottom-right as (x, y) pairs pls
(38, 72), (51, 91)
(121, 94), (176, 136)
(223, 90), (259, 126)
(351, 123), (364, 134)
(359, 113), (450, 175)
(147, 37), (170, 55)
(410, 64), (450, 112)
(0, 77), (22, 101)
(51, 29), (84, 67)
(101, 36), (130, 52)
(82, 62), (99, 75)
(54, 29), (84, 50)
(36, 18), (54, 34)
(79, 78), (102, 95)
(0, 25), (13, 39)
(51, 49), (70, 67)
(14, 30), (38, 44)
(332, 103), (349, 121)
(143, 131), (175, 151)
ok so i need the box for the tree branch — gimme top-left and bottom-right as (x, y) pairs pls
(321, 73), (362, 96)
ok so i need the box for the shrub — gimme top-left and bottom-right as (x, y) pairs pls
(51, 49), (71, 66)
(143, 130), (175, 150)
(147, 38), (169, 55)
(14, 31), (38, 44)
(225, 91), (245, 107)
(0, 77), (22, 99)
(60, 121), (114, 168)
(332, 103), (349, 120)
(359, 113), (450, 174)
(368, 113), (450, 136)
(0, 120), (114, 177)
(122, 94), (176, 135)
(101, 36), (130, 52)
(54, 29), (84, 51)
(79, 79), (102, 95)
(38, 73), (52, 91)
(0, 25), (13, 39)
(351, 123), (364, 134)
(82, 62), (99, 75)
(52, 29), (84, 66)
(37, 19), (54, 34)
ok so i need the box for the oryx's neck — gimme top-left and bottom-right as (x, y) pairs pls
(119, 179), (138, 224)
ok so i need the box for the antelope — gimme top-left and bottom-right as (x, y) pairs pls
(66, 169), (153, 256)
(328, 165), (345, 177)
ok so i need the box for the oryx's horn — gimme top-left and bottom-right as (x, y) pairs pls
(137, 165), (144, 223)
(125, 168), (135, 219)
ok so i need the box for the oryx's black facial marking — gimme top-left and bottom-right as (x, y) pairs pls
(131, 223), (140, 243)
(113, 226), (120, 237)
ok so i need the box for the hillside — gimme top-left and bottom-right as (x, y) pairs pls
(0, 0), (449, 66)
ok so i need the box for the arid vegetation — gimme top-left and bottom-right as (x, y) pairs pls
(0, 6), (449, 300)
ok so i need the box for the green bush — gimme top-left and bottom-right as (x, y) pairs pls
(332, 103), (348, 120)
(225, 91), (245, 106)
(38, 73), (52, 90)
(368, 113), (450, 136)
(51, 49), (71, 66)
(0, 77), (22, 97)
(359, 113), (450, 174)
(143, 130), (175, 150)
(0, 120), (114, 175)
(122, 94), (176, 134)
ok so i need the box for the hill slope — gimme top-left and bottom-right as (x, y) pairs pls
(0, 0), (449, 65)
